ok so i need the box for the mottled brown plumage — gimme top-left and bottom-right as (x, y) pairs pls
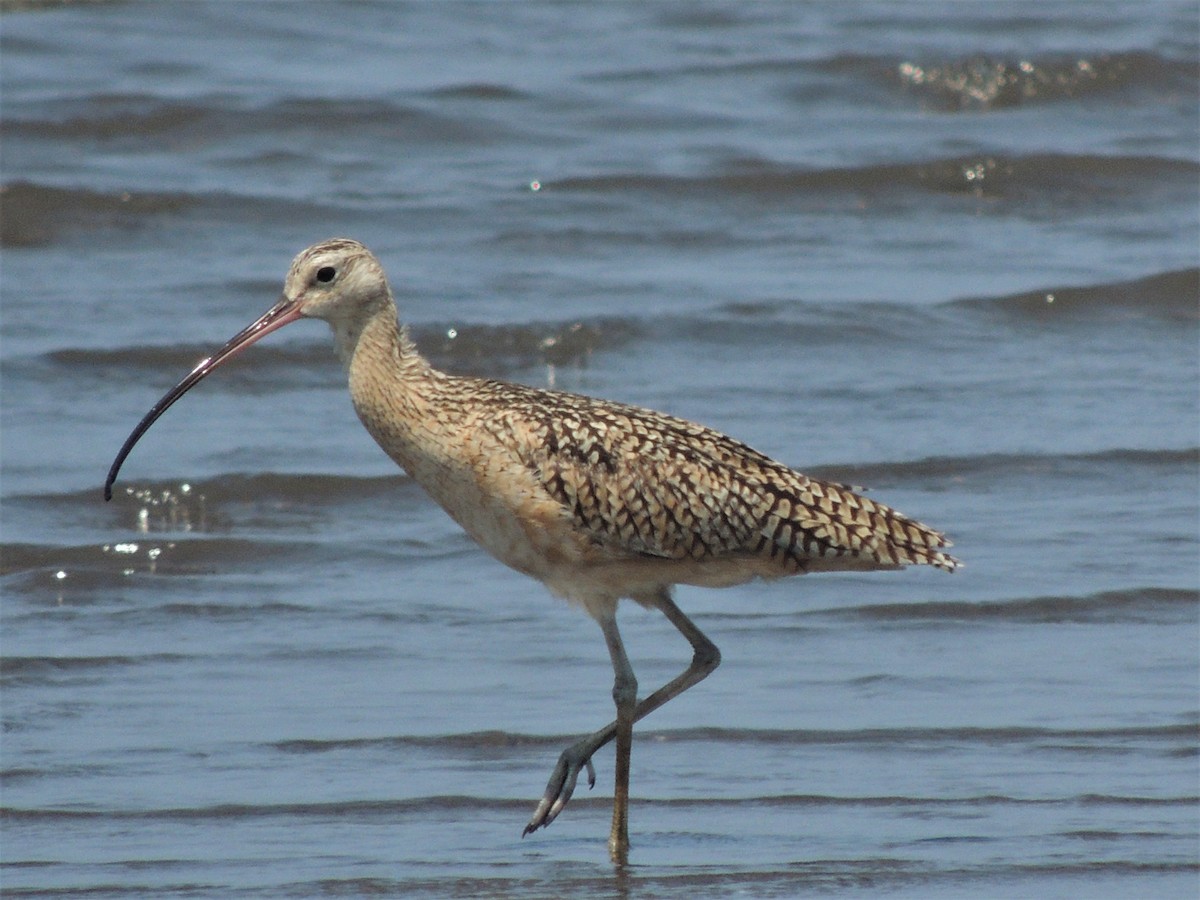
(411, 376), (953, 574)
(104, 238), (959, 863)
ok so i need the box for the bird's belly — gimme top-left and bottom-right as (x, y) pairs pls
(446, 491), (565, 581)
(395, 447), (582, 582)
(393, 444), (798, 600)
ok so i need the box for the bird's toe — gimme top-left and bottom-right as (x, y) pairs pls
(522, 743), (599, 835)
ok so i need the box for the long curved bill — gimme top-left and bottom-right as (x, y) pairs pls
(103, 293), (304, 501)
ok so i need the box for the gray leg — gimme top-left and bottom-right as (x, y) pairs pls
(522, 589), (721, 847)
(599, 609), (636, 862)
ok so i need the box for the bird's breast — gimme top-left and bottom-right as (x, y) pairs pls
(350, 375), (595, 583)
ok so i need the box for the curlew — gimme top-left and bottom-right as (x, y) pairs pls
(104, 238), (960, 862)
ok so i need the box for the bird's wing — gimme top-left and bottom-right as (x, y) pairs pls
(482, 382), (959, 573)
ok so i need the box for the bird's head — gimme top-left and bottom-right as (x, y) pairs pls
(282, 238), (391, 327)
(103, 238), (391, 500)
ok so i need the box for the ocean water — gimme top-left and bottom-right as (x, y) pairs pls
(1, 1), (1197, 897)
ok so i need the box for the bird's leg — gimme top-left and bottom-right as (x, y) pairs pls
(598, 609), (637, 864)
(522, 590), (721, 851)
(637, 590), (721, 725)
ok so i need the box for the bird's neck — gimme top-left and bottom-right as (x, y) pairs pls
(344, 302), (432, 384)
(329, 302), (404, 366)
(344, 305), (442, 468)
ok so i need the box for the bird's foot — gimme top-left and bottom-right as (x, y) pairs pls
(522, 740), (599, 835)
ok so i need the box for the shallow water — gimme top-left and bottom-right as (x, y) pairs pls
(2, 1), (1198, 897)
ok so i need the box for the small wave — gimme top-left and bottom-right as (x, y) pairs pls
(3, 93), (498, 148)
(269, 722), (1197, 754)
(588, 47), (1194, 109)
(1, 652), (196, 689)
(282, 861), (1200, 899)
(953, 267), (1199, 322)
(2, 540), (184, 578)
(842, 587), (1199, 625)
(259, 96), (499, 145)
(418, 317), (641, 374)
(0, 181), (192, 248)
(0, 180), (339, 248)
(640, 792), (1199, 810)
(3, 92), (228, 141)
(642, 723), (1198, 748)
(34, 316), (639, 385)
(6, 789), (1192, 826)
(423, 82), (530, 101)
(490, 223), (736, 254)
(273, 730), (553, 755)
(891, 50), (1197, 110)
(110, 599), (316, 623)
(99, 473), (410, 510)
(808, 447), (1200, 486)
(1, 535), (300, 580)
(5, 471), (450, 573)
(0, 796), (518, 823)
(704, 298), (956, 351)
(1, 653), (189, 679)
(33, 341), (337, 403)
(545, 153), (1198, 204)
(49, 343), (257, 376)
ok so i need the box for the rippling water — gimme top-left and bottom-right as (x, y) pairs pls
(2, 2), (1198, 897)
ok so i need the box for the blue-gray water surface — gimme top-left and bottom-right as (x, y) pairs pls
(2, 2), (1198, 897)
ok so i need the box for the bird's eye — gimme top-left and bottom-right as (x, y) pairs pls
(315, 266), (337, 284)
